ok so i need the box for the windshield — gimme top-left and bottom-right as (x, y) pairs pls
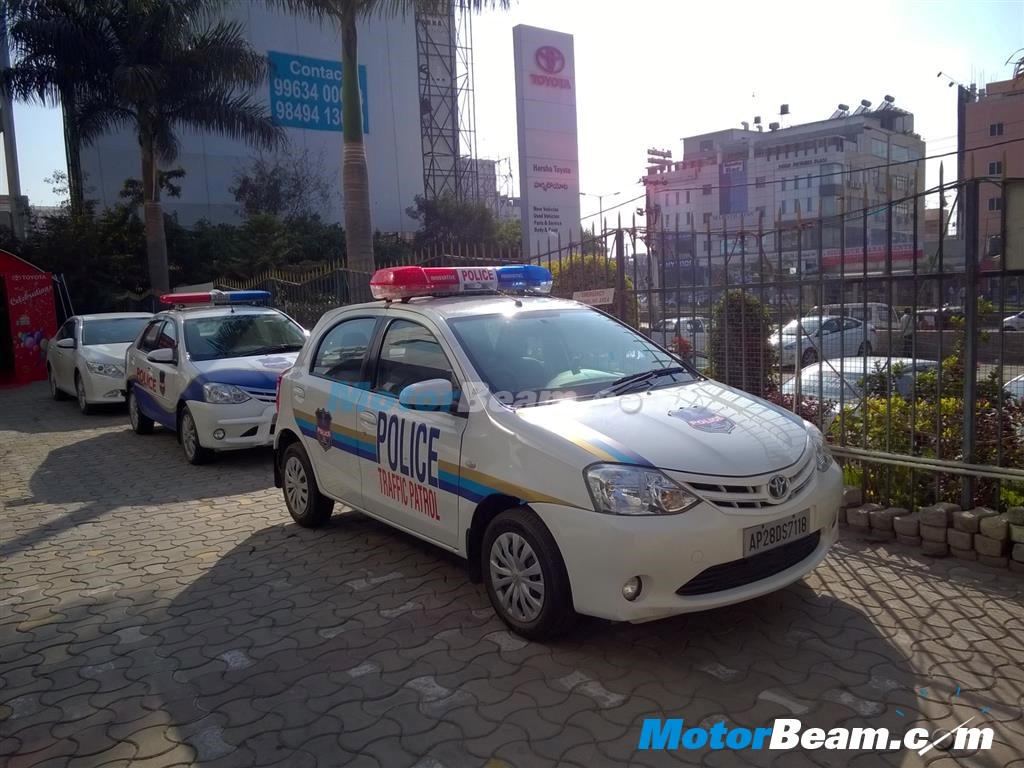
(782, 318), (821, 335)
(447, 307), (695, 405)
(183, 313), (306, 362)
(82, 317), (151, 345)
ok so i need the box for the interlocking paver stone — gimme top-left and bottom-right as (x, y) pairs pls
(2, 382), (1024, 766)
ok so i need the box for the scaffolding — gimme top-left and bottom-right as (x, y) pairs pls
(415, 2), (478, 203)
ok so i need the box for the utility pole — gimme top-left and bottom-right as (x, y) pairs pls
(0, 13), (26, 240)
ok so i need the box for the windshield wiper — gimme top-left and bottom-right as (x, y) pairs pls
(594, 366), (690, 398)
(246, 343), (304, 356)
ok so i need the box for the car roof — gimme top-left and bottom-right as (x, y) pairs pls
(77, 312), (153, 322)
(322, 294), (588, 324)
(158, 305), (285, 321)
(799, 356), (939, 375)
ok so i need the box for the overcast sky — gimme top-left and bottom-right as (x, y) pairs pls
(6, 0), (1024, 218)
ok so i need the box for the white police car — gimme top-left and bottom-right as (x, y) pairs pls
(273, 266), (841, 639)
(126, 290), (307, 464)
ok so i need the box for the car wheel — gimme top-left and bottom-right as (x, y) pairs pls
(801, 348), (818, 366)
(48, 366), (68, 401)
(180, 406), (214, 465)
(281, 442), (334, 527)
(858, 341), (872, 355)
(128, 387), (154, 435)
(75, 372), (94, 415)
(481, 507), (576, 641)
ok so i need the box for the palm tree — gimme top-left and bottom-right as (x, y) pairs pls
(5, 0), (284, 294)
(267, 0), (510, 281)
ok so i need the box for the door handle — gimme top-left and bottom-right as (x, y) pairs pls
(293, 386), (304, 402)
(359, 411), (377, 428)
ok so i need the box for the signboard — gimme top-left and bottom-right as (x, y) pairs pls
(268, 51), (368, 133)
(513, 25), (581, 258)
(572, 288), (615, 306)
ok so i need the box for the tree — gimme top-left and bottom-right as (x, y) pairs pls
(406, 193), (497, 247)
(5, 0), (285, 295)
(231, 149), (335, 220)
(708, 289), (775, 398)
(548, 255), (639, 326)
(266, 0), (510, 286)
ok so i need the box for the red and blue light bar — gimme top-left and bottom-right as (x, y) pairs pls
(369, 265), (553, 301)
(159, 289), (271, 306)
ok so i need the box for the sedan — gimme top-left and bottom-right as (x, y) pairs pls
(1004, 311), (1024, 331)
(648, 316), (709, 356)
(1007, 374), (1024, 401)
(770, 316), (878, 368)
(47, 313), (153, 413)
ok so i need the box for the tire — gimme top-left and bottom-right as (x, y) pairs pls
(858, 341), (872, 356)
(128, 387), (154, 435)
(75, 372), (94, 415)
(48, 366), (69, 401)
(481, 507), (577, 641)
(281, 442), (334, 527)
(801, 348), (818, 367)
(180, 405), (214, 465)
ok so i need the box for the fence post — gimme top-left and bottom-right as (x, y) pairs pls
(615, 226), (626, 322)
(961, 179), (980, 508)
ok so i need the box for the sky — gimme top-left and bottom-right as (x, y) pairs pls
(5, 0), (1024, 217)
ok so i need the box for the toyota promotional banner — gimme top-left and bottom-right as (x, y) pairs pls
(513, 25), (581, 258)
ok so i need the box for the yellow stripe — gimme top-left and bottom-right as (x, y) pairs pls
(442, 460), (573, 506)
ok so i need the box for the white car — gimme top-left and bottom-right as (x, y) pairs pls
(1004, 311), (1024, 331)
(1006, 375), (1024, 401)
(648, 316), (709, 356)
(125, 291), (307, 464)
(273, 265), (841, 639)
(47, 312), (153, 414)
(770, 316), (878, 368)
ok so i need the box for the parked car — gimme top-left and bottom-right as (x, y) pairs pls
(648, 316), (709, 356)
(1006, 374), (1024, 401)
(916, 306), (964, 331)
(782, 356), (940, 429)
(811, 302), (898, 330)
(1003, 311), (1024, 331)
(769, 316), (878, 368)
(47, 312), (153, 414)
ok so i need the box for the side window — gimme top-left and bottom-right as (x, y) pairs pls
(820, 319), (840, 335)
(375, 319), (454, 396)
(57, 319), (75, 341)
(138, 320), (165, 353)
(842, 317), (861, 331)
(157, 319), (178, 350)
(312, 317), (375, 384)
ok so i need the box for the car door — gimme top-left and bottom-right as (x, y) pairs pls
(129, 318), (175, 427)
(840, 317), (864, 356)
(149, 318), (183, 417)
(300, 315), (378, 505)
(53, 318), (77, 391)
(817, 318), (842, 358)
(358, 317), (466, 549)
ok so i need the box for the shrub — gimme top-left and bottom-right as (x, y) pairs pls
(549, 255), (639, 326)
(708, 289), (776, 398)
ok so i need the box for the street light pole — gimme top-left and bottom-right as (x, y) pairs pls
(580, 190), (621, 235)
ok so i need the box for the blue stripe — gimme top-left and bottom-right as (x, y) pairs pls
(296, 416), (378, 462)
(588, 434), (655, 467)
(133, 387), (177, 430)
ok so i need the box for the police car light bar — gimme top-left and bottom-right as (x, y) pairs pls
(369, 265), (553, 301)
(159, 289), (271, 306)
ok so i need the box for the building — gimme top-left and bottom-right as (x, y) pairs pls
(77, 2), (481, 234)
(643, 99), (926, 280)
(962, 77), (1024, 263)
(497, 195), (521, 221)
(458, 156), (499, 212)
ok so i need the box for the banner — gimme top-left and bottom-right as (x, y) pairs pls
(268, 51), (369, 133)
(5, 271), (56, 383)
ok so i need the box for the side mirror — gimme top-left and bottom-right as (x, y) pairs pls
(399, 378), (453, 412)
(147, 347), (176, 364)
(56, 337), (76, 349)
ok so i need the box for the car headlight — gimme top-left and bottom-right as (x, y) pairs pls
(584, 463), (700, 515)
(804, 422), (833, 471)
(86, 361), (124, 378)
(202, 383), (251, 404)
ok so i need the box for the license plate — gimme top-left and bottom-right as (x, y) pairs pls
(743, 510), (811, 557)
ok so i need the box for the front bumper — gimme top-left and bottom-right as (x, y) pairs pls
(532, 464), (842, 623)
(81, 371), (128, 404)
(186, 399), (277, 451)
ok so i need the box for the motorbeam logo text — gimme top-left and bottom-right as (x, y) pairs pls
(638, 719), (994, 753)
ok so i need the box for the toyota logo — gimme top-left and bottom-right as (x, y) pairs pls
(768, 475), (789, 500)
(535, 46), (565, 75)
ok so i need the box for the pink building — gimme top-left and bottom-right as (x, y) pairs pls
(964, 77), (1024, 262)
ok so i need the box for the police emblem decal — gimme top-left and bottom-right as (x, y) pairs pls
(315, 408), (333, 451)
(668, 405), (736, 434)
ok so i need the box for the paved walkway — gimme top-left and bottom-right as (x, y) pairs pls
(1, 382), (1023, 767)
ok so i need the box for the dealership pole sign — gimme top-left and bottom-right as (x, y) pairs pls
(513, 25), (581, 258)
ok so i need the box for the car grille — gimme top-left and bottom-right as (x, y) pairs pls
(676, 531), (821, 596)
(242, 386), (277, 403)
(684, 452), (815, 510)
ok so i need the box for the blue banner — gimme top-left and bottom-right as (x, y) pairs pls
(267, 50), (368, 133)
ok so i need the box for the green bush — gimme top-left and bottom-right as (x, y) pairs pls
(549, 255), (639, 326)
(708, 289), (776, 398)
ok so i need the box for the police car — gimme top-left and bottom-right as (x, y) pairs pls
(273, 266), (841, 639)
(126, 290), (307, 464)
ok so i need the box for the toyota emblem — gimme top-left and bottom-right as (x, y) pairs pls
(535, 46), (566, 75)
(768, 475), (789, 500)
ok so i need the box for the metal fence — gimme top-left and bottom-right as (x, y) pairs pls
(225, 179), (1024, 512)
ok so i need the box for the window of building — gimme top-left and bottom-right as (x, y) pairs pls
(871, 138), (888, 159)
(988, 197), (1002, 212)
(674, 212), (679, 228)
(891, 145), (910, 162)
(700, 139), (714, 152)
(893, 175), (909, 192)
(702, 184), (712, 196)
(755, 176), (766, 188)
(847, 170), (861, 188)
(989, 161), (1003, 175)
(990, 123), (1004, 137)
(686, 212), (693, 226)
(780, 200), (787, 215)
(806, 198), (813, 214)
(794, 177), (800, 190)
(781, 178), (788, 191)
(756, 206), (766, 218)
(685, 190), (691, 204)
(702, 212), (712, 224)
(664, 193), (669, 206)
(806, 174), (813, 188)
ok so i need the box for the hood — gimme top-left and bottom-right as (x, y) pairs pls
(82, 343), (133, 363)
(192, 353), (298, 389)
(514, 380), (809, 477)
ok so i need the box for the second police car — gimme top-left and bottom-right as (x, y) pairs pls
(126, 290), (307, 464)
(273, 266), (842, 639)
